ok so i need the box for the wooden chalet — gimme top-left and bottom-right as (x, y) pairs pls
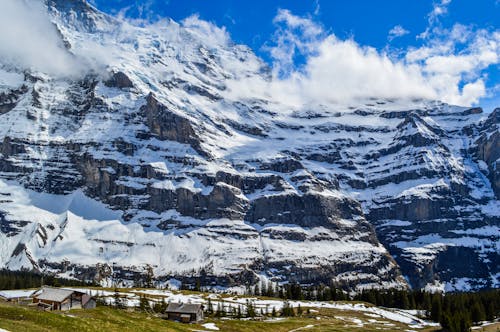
(32, 287), (96, 311)
(165, 302), (204, 323)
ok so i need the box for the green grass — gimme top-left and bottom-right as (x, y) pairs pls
(0, 301), (443, 332)
(0, 302), (192, 332)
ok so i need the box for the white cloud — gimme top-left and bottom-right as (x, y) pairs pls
(419, 0), (452, 40)
(408, 25), (499, 105)
(429, 0), (452, 24)
(182, 14), (230, 47)
(0, 0), (84, 77)
(388, 25), (410, 41)
(0, 0), (496, 108)
(267, 9), (325, 77)
(287, 38), (435, 103)
(263, 10), (499, 106)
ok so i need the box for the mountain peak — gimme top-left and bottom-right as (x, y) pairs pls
(46, 0), (114, 33)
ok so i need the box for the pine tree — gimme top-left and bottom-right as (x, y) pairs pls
(237, 305), (242, 319)
(423, 292), (432, 313)
(459, 313), (471, 332)
(254, 283), (260, 296)
(114, 288), (123, 309)
(139, 295), (149, 311)
(470, 300), (486, 323)
(215, 303), (222, 317)
(144, 265), (154, 289)
(160, 298), (167, 312)
(246, 300), (256, 318)
(430, 295), (443, 322)
(220, 303), (226, 317)
(281, 301), (295, 317)
(206, 298), (213, 316)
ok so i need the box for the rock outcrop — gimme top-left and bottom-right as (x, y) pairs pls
(0, 0), (497, 292)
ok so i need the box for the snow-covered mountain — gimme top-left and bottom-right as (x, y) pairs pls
(0, 0), (498, 292)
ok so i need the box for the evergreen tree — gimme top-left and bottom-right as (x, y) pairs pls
(422, 292), (432, 312)
(153, 299), (166, 313)
(215, 303), (222, 317)
(246, 300), (256, 318)
(236, 305), (242, 319)
(430, 295), (443, 322)
(139, 295), (150, 311)
(281, 301), (295, 317)
(114, 288), (124, 309)
(399, 291), (410, 309)
(206, 298), (213, 316)
(254, 283), (260, 296)
(470, 300), (486, 323)
(144, 265), (154, 289)
(220, 303), (226, 317)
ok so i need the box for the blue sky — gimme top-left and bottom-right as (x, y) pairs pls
(89, 0), (499, 110)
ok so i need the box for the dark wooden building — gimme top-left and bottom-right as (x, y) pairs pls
(165, 302), (204, 323)
(32, 287), (96, 311)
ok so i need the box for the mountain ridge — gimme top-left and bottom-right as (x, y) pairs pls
(0, 0), (497, 292)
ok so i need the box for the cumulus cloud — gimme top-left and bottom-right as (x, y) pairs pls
(264, 9), (499, 106)
(0, 0), (84, 77)
(388, 25), (410, 41)
(407, 24), (499, 105)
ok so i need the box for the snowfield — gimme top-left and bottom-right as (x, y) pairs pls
(0, 0), (498, 292)
(63, 287), (439, 329)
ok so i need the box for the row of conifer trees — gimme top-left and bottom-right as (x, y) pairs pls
(0, 269), (95, 290)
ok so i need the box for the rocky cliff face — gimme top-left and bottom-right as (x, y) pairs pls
(0, 0), (497, 292)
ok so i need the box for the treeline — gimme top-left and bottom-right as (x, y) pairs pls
(354, 288), (500, 332)
(0, 269), (97, 290)
(272, 283), (499, 332)
(183, 279), (500, 331)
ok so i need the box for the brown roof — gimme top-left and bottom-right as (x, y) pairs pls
(165, 302), (202, 314)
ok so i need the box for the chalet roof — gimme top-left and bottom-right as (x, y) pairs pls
(33, 287), (80, 303)
(0, 289), (36, 299)
(165, 302), (202, 314)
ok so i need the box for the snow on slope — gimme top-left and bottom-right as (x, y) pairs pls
(0, 179), (392, 289)
(57, 287), (439, 329)
(0, 0), (497, 291)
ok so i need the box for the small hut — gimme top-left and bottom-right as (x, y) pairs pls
(0, 289), (36, 304)
(165, 302), (204, 323)
(32, 287), (96, 311)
